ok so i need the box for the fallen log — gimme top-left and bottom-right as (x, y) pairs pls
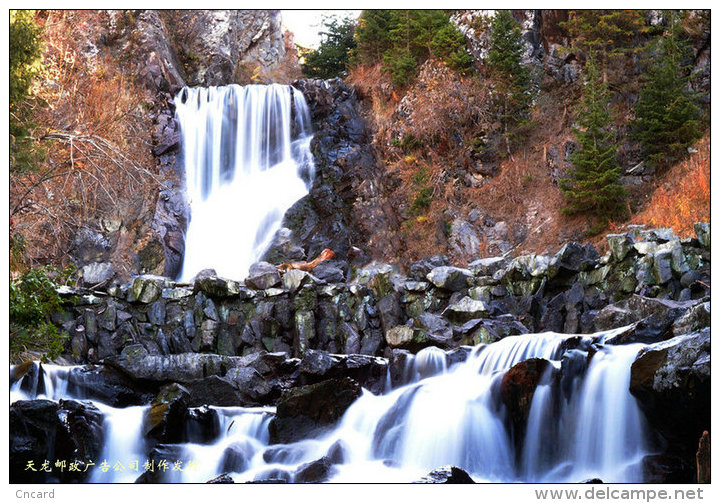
(277, 249), (335, 273)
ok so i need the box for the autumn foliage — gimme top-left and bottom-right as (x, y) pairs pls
(630, 135), (710, 237)
(9, 11), (157, 272)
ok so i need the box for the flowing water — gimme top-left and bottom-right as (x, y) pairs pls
(11, 84), (654, 483)
(11, 331), (653, 483)
(174, 84), (315, 281)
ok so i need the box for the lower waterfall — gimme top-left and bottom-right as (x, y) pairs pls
(11, 329), (654, 483)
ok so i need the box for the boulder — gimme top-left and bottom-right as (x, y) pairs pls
(551, 242), (599, 273)
(442, 296), (490, 323)
(194, 275), (242, 298)
(672, 301), (710, 336)
(415, 466), (475, 483)
(10, 399), (104, 483)
(246, 262), (281, 290)
(293, 456), (336, 483)
(106, 345), (228, 383)
(225, 366), (273, 403)
(130, 275), (169, 304)
(65, 364), (155, 407)
(269, 377), (361, 444)
(207, 473), (234, 483)
(594, 295), (698, 339)
(144, 383), (191, 444)
(426, 266), (474, 291)
(183, 375), (250, 407)
(185, 405), (221, 444)
(500, 358), (552, 445)
(630, 330), (710, 458)
(468, 256), (507, 276)
(694, 222), (710, 250)
(81, 262), (115, 286)
(606, 234), (635, 262)
(409, 255), (449, 281)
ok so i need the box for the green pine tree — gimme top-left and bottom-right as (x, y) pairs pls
(10, 10), (45, 173)
(354, 10), (394, 63)
(486, 10), (533, 153)
(631, 12), (703, 168)
(354, 10), (471, 87)
(560, 53), (626, 223)
(301, 15), (357, 79)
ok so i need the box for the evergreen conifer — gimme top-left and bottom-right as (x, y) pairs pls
(632, 12), (702, 168)
(560, 53), (626, 222)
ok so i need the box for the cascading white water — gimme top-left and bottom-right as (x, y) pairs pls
(174, 84), (315, 281)
(11, 329), (654, 483)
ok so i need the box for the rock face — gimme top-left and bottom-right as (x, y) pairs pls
(161, 11), (288, 87)
(262, 78), (392, 266)
(630, 330), (710, 465)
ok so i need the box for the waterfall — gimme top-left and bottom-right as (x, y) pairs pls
(11, 330), (654, 483)
(174, 84), (315, 281)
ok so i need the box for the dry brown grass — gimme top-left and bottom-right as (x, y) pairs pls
(627, 135), (710, 237)
(10, 11), (157, 271)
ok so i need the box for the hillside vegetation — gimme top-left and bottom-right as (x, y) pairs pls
(306, 9), (710, 264)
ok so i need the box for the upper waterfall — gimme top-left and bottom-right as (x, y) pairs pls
(174, 84), (315, 281)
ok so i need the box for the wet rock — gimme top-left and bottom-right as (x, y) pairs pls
(106, 346), (228, 383)
(326, 439), (348, 465)
(500, 358), (552, 445)
(251, 469), (292, 483)
(144, 383), (191, 444)
(10, 399), (104, 483)
(225, 366), (273, 403)
(298, 349), (341, 379)
(415, 466), (475, 483)
(246, 262), (281, 290)
(207, 473), (234, 483)
(185, 406), (221, 444)
(594, 295), (698, 338)
(630, 330), (710, 458)
(134, 444), (188, 483)
(672, 301), (710, 336)
(220, 440), (256, 473)
(269, 377), (361, 444)
(183, 375), (249, 407)
(65, 364), (154, 407)
(642, 454), (695, 483)
(294, 456), (336, 483)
